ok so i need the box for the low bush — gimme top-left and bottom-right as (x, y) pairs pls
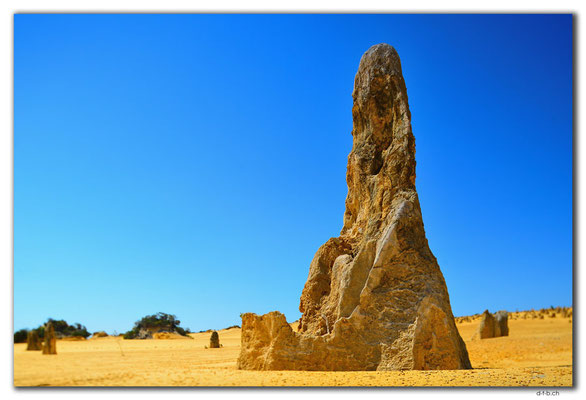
(123, 312), (191, 339)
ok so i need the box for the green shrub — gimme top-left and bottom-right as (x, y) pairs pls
(123, 330), (137, 339)
(124, 312), (191, 339)
(44, 319), (91, 338)
(14, 329), (28, 343)
(36, 326), (45, 339)
(14, 319), (91, 342)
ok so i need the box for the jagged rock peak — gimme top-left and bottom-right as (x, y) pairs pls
(342, 43), (415, 243)
(237, 44), (471, 371)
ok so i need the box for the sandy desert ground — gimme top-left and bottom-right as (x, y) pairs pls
(13, 310), (572, 387)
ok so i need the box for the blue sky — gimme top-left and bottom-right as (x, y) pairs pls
(14, 14), (572, 334)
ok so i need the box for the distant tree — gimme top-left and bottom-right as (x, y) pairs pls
(32, 319), (91, 339)
(36, 325), (45, 339)
(14, 329), (28, 343)
(15, 318), (93, 343)
(48, 319), (69, 333)
(175, 326), (190, 336)
(123, 312), (190, 339)
(123, 331), (136, 339)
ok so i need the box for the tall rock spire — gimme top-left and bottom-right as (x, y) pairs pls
(238, 44), (471, 371)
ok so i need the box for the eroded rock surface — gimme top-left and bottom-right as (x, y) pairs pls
(478, 310), (509, 339)
(478, 310), (496, 339)
(42, 322), (57, 355)
(495, 311), (509, 337)
(26, 330), (42, 351)
(238, 43), (471, 371)
(210, 331), (220, 348)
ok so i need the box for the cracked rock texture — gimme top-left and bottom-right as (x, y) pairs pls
(237, 43), (471, 371)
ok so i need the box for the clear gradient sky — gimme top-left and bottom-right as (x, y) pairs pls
(14, 14), (572, 334)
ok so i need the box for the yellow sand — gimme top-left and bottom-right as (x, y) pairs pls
(13, 314), (572, 387)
